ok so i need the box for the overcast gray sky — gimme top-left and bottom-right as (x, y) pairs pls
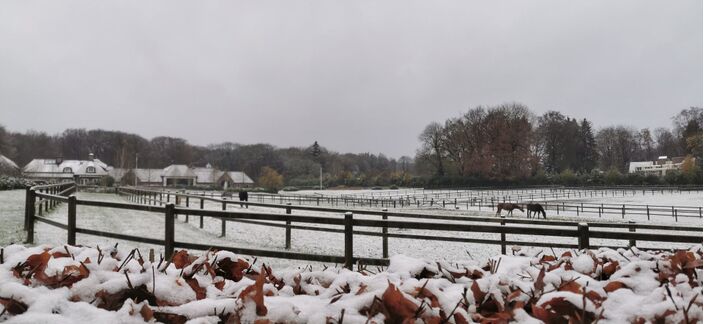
(0, 1), (701, 158)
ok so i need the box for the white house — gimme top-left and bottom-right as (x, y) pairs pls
(109, 168), (163, 186)
(161, 165), (197, 186)
(23, 153), (111, 184)
(628, 156), (686, 177)
(192, 164), (254, 189)
(110, 163), (254, 188)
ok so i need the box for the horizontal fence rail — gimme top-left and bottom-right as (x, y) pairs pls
(244, 191), (703, 222)
(24, 185), (704, 269)
(117, 187), (703, 232)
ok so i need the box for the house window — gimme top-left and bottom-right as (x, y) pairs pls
(86, 166), (96, 173)
(63, 167), (73, 173)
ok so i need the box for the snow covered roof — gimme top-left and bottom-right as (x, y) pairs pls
(226, 171), (254, 184)
(162, 164), (196, 178)
(0, 154), (20, 175)
(193, 167), (224, 184)
(23, 158), (110, 177)
(0, 154), (18, 169)
(134, 169), (163, 183)
(109, 168), (164, 183)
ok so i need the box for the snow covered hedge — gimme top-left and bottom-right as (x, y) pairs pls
(0, 244), (701, 323)
(0, 177), (34, 191)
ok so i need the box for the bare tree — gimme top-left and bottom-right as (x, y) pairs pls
(417, 122), (446, 176)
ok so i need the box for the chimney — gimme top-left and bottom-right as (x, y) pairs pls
(88, 153), (95, 161)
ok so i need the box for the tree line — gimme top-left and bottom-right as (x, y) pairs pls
(0, 127), (411, 188)
(416, 104), (702, 186)
(0, 105), (701, 188)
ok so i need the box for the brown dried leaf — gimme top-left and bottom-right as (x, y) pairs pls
(0, 297), (28, 315)
(382, 282), (418, 322)
(604, 281), (627, 293)
(238, 268), (267, 316)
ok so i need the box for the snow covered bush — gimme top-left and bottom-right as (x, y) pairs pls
(0, 244), (701, 323)
(0, 176), (34, 191)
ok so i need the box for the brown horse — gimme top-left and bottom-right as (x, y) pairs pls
(526, 203), (546, 219)
(496, 203), (524, 216)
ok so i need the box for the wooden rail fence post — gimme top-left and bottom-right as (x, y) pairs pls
(577, 223), (589, 250)
(382, 208), (388, 258)
(199, 198), (204, 228)
(344, 212), (354, 270)
(67, 195), (77, 245)
(185, 196), (189, 223)
(165, 203), (175, 260)
(285, 203), (292, 249)
(628, 221), (636, 247)
(621, 204), (625, 219)
(500, 215), (506, 254)
(26, 189), (36, 244)
(221, 200), (227, 237)
(38, 191), (44, 216)
(24, 187), (31, 230)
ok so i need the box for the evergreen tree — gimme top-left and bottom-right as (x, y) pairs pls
(576, 119), (598, 172)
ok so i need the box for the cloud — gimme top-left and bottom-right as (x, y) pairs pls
(0, 0), (701, 157)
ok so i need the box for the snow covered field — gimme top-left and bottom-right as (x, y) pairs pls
(0, 244), (701, 323)
(0, 190), (26, 246)
(0, 189), (700, 272)
(277, 188), (703, 225)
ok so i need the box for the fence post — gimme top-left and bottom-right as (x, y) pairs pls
(577, 223), (589, 250)
(67, 195), (77, 245)
(382, 209), (389, 258)
(165, 203), (175, 260)
(500, 215), (507, 254)
(221, 200), (227, 237)
(285, 203), (292, 249)
(24, 187), (31, 230)
(344, 212), (354, 270)
(621, 205), (625, 219)
(26, 189), (36, 244)
(185, 196), (189, 223)
(199, 198), (204, 228)
(628, 221), (636, 247)
(38, 191), (43, 216)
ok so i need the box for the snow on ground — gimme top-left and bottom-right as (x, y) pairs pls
(0, 244), (701, 323)
(0, 189), (701, 271)
(0, 190), (26, 245)
(268, 188), (703, 225)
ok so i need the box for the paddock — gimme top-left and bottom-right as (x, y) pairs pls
(13, 183), (702, 270)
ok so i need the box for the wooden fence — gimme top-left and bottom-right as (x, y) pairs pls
(24, 184), (703, 269)
(239, 192), (702, 222)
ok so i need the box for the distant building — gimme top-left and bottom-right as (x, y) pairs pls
(109, 168), (163, 186)
(628, 156), (686, 177)
(162, 164), (197, 186)
(22, 153), (111, 184)
(109, 163), (253, 188)
(0, 154), (20, 176)
(193, 164), (254, 189)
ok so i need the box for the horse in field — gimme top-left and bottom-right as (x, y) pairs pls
(526, 203), (546, 219)
(496, 203), (524, 216)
